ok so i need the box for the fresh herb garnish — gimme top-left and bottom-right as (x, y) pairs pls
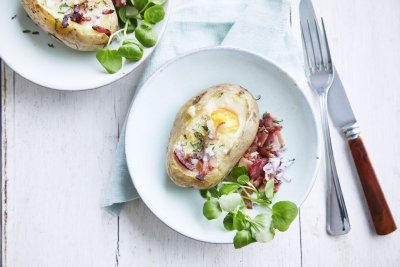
(190, 141), (205, 153)
(96, 0), (167, 73)
(200, 166), (298, 249)
(59, 3), (70, 9)
(32, 31), (40, 35)
(190, 125), (210, 152)
(48, 43), (55, 48)
(22, 29), (31, 33)
(273, 119), (283, 124)
(193, 131), (204, 139)
(54, 18), (59, 29)
(11, 15), (17, 20)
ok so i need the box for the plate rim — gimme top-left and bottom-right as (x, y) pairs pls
(125, 46), (321, 243)
(0, 0), (172, 91)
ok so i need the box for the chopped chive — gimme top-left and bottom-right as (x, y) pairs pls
(32, 31), (40, 35)
(22, 29), (31, 33)
(11, 15), (17, 20)
(48, 43), (55, 48)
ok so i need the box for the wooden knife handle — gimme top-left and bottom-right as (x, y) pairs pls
(348, 136), (397, 235)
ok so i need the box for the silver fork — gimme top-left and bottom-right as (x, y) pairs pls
(301, 18), (351, 235)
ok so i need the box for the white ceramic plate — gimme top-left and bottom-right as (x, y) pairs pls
(0, 1), (171, 91)
(125, 47), (320, 243)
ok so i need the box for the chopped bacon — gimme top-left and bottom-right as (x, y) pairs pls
(236, 112), (287, 191)
(248, 158), (268, 181)
(244, 199), (253, 209)
(238, 157), (253, 170)
(257, 130), (269, 147)
(113, 0), (127, 7)
(61, 4), (91, 28)
(258, 147), (273, 158)
(274, 180), (282, 192)
(196, 161), (206, 180)
(102, 9), (115, 15)
(174, 149), (195, 171)
(92, 25), (112, 36)
(214, 122), (225, 138)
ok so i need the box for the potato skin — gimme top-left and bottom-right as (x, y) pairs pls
(21, 0), (118, 51)
(166, 84), (260, 189)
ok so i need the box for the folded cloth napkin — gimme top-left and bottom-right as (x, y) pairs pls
(103, 0), (305, 214)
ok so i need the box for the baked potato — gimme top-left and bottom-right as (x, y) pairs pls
(166, 83), (260, 189)
(21, 0), (118, 51)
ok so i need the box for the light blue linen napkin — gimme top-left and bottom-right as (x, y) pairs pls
(103, 0), (305, 214)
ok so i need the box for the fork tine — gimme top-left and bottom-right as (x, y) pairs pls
(307, 20), (317, 71)
(301, 24), (313, 71)
(321, 18), (333, 69)
(314, 19), (324, 69)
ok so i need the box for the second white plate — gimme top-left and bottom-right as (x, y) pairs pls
(0, 1), (171, 90)
(125, 47), (320, 243)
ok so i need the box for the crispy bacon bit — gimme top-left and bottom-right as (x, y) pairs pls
(249, 158), (268, 181)
(257, 130), (269, 147)
(62, 4), (91, 28)
(213, 122), (225, 139)
(174, 149), (195, 171)
(244, 199), (253, 209)
(238, 157), (253, 170)
(237, 112), (288, 191)
(112, 0), (127, 7)
(92, 25), (112, 36)
(102, 9), (115, 15)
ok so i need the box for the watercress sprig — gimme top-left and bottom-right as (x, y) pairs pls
(200, 166), (298, 249)
(96, 0), (167, 73)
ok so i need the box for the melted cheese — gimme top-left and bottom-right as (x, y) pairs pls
(40, 0), (112, 28)
(179, 89), (249, 159)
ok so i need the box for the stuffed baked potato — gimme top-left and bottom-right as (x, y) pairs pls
(166, 84), (260, 189)
(21, 0), (118, 51)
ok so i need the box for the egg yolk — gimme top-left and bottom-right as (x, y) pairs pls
(210, 108), (239, 134)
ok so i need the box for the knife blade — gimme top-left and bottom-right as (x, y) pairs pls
(300, 0), (396, 235)
(328, 75), (357, 130)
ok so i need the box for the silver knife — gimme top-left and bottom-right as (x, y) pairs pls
(300, 0), (396, 235)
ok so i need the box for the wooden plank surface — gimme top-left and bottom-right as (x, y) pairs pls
(2, 0), (400, 266)
(300, 0), (400, 266)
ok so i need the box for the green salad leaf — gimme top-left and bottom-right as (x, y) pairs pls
(96, 0), (167, 73)
(144, 5), (165, 24)
(272, 201), (298, 232)
(233, 210), (250, 231)
(219, 184), (241, 195)
(264, 180), (274, 200)
(237, 174), (250, 185)
(229, 166), (247, 180)
(218, 193), (243, 212)
(223, 213), (235, 231)
(250, 214), (275, 243)
(199, 156), (297, 248)
(234, 230), (254, 249)
(203, 197), (222, 220)
(135, 23), (158, 47)
(117, 43), (143, 60)
(96, 49), (122, 74)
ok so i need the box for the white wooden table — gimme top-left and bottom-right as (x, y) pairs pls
(2, 0), (400, 266)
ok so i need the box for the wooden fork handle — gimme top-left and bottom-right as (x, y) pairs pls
(348, 136), (397, 235)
